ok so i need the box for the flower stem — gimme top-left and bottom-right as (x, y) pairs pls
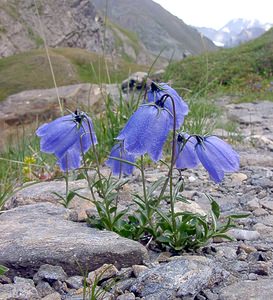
(168, 94), (177, 235)
(86, 119), (102, 184)
(80, 138), (96, 201)
(140, 155), (153, 230)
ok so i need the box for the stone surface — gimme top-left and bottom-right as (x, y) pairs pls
(219, 279), (273, 299)
(0, 281), (40, 300)
(33, 264), (68, 283)
(0, 203), (148, 277)
(65, 275), (84, 289)
(227, 101), (273, 125)
(0, 83), (120, 150)
(130, 256), (224, 298)
(87, 264), (118, 284)
(228, 229), (261, 241)
(36, 281), (55, 298)
(4, 179), (97, 221)
(42, 292), (62, 300)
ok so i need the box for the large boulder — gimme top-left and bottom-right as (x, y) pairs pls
(130, 256), (226, 298)
(0, 83), (120, 150)
(0, 203), (148, 277)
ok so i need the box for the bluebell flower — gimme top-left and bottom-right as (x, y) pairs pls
(175, 133), (199, 169)
(106, 143), (136, 176)
(147, 82), (189, 129)
(36, 110), (97, 171)
(117, 104), (171, 162)
(176, 134), (240, 183)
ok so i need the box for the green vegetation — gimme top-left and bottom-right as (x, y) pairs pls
(164, 28), (273, 102)
(108, 20), (141, 62)
(0, 47), (148, 101)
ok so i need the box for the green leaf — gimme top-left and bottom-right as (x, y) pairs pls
(0, 265), (8, 275)
(147, 177), (166, 198)
(229, 213), (251, 219)
(210, 197), (220, 219)
(212, 233), (235, 241)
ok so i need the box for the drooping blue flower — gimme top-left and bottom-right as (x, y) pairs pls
(175, 133), (199, 169)
(117, 104), (171, 162)
(106, 143), (136, 176)
(175, 134), (240, 183)
(147, 82), (189, 129)
(195, 135), (240, 183)
(36, 110), (97, 171)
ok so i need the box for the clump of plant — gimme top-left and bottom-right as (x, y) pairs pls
(36, 81), (245, 251)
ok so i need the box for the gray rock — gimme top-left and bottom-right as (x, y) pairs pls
(42, 292), (61, 300)
(132, 265), (149, 278)
(0, 203), (148, 277)
(219, 279), (273, 300)
(87, 263), (118, 284)
(114, 278), (136, 293)
(0, 274), (12, 284)
(14, 276), (35, 286)
(51, 280), (68, 294)
(249, 261), (272, 276)
(36, 281), (55, 298)
(65, 275), (83, 289)
(131, 256), (224, 298)
(33, 264), (68, 283)
(227, 101), (273, 125)
(240, 152), (273, 168)
(0, 282), (40, 300)
(260, 199), (273, 211)
(228, 229), (260, 241)
(116, 292), (136, 300)
(0, 83), (120, 151)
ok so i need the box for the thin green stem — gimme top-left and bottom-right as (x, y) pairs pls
(86, 118), (102, 184)
(65, 158), (69, 203)
(168, 95), (177, 235)
(80, 138), (96, 201)
(140, 155), (153, 229)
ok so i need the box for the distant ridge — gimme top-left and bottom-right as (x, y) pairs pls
(196, 18), (273, 47)
(92, 0), (218, 60)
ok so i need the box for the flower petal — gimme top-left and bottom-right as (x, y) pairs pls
(146, 109), (171, 161)
(106, 143), (136, 176)
(36, 115), (72, 137)
(57, 145), (82, 172)
(196, 136), (240, 183)
(203, 136), (240, 171)
(147, 82), (189, 129)
(117, 105), (171, 161)
(175, 135), (200, 169)
(195, 143), (224, 183)
(36, 112), (96, 171)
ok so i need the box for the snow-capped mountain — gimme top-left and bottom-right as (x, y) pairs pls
(196, 18), (273, 47)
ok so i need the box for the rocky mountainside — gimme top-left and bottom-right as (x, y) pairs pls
(197, 18), (273, 47)
(0, 0), (218, 63)
(85, 0), (218, 60)
(0, 0), (152, 63)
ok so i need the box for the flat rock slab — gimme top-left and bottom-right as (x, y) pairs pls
(131, 256), (225, 298)
(4, 180), (88, 209)
(227, 101), (273, 125)
(219, 279), (273, 300)
(0, 203), (148, 277)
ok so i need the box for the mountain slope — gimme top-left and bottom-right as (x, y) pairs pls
(0, 47), (149, 102)
(164, 28), (273, 100)
(0, 0), (153, 63)
(92, 0), (218, 60)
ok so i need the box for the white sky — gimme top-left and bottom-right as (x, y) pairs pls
(153, 0), (273, 30)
